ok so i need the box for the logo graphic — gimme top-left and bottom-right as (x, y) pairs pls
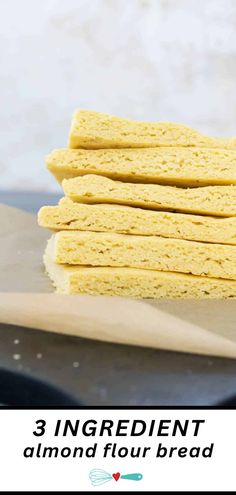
(89, 469), (143, 486)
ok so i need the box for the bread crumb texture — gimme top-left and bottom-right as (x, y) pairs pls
(46, 147), (236, 186)
(52, 231), (236, 280)
(40, 109), (236, 298)
(38, 198), (236, 245)
(44, 236), (236, 298)
(68, 110), (236, 149)
(62, 174), (236, 217)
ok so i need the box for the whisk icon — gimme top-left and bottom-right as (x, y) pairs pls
(89, 468), (143, 486)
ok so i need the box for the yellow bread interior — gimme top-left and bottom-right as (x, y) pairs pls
(44, 236), (236, 298)
(68, 110), (236, 149)
(46, 147), (236, 186)
(38, 197), (236, 245)
(62, 174), (236, 217)
(53, 230), (236, 280)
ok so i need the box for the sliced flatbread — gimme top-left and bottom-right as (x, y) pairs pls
(62, 174), (236, 217)
(68, 110), (236, 149)
(52, 231), (236, 280)
(38, 198), (236, 245)
(44, 236), (236, 298)
(46, 147), (236, 186)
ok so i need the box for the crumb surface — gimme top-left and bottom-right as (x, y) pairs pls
(46, 146), (236, 186)
(63, 174), (236, 217)
(38, 198), (236, 245)
(52, 231), (236, 280)
(44, 236), (236, 298)
(68, 110), (236, 149)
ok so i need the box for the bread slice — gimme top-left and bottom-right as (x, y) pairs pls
(68, 110), (236, 149)
(46, 147), (236, 186)
(44, 236), (236, 298)
(38, 198), (236, 245)
(52, 231), (236, 280)
(62, 174), (236, 217)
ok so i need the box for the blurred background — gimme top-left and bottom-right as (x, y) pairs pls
(1, 0), (236, 192)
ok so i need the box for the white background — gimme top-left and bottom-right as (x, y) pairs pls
(1, 0), (236, 191)
(0, 409), (235, 491)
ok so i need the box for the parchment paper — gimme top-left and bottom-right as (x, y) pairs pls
(0, 203), (236, 359)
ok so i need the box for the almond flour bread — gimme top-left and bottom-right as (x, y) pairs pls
(51, 231), (236, 280)
(38, 198), (236, 245)
(44, 236), (236, 298)
(38, 108), (236, 299)
(62, 174), (236, 217)
(46, 147), (236, 186)
(69, 110), (236, 149)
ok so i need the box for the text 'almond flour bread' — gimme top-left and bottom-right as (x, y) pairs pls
(46, 147), (236, 186)
(44, 236), (236, 298)
(62, 174), (236, 217)
(68, 110), (236, 149)
(51, 231), (236, 280)
(38, 198), (236, 245)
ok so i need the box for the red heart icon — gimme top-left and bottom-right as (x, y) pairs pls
(112, 472), (120, 482)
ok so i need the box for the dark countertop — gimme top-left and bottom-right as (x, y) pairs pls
(1, 191), (236, 406)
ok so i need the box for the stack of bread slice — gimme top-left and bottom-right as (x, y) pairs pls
(38, 110), (236, 298)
